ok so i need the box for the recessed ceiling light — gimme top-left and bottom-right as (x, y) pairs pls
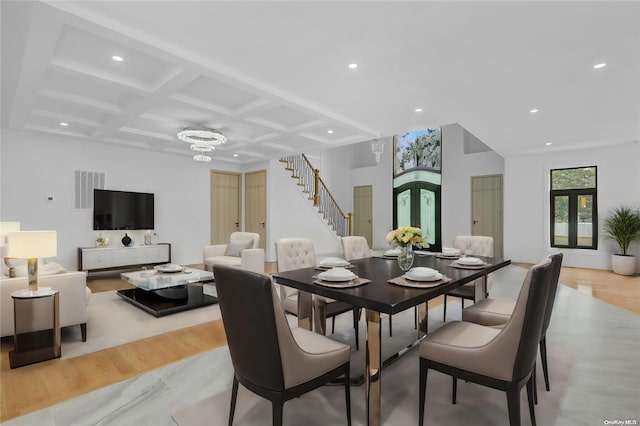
(415, 108), (423, 112)
(233, 154), (239, 157)
(348, 63), (358, 69)
(593, 63), (606, 69)
(530, 109), (539, 113)
(59, 122), (68, 126)
(112, 55), (124, 62)
(545, 142), (553, 146)
(327, 129), (334, 134)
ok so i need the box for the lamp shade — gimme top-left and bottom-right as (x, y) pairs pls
(0, 222), (21, 238)
(7, 231), (57, 258)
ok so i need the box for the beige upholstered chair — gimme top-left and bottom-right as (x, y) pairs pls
(276, 237), (361, 350)
(213, 265), (351, 426)
(203, 232), (264, 274)
(463, 253), (563, 394)
(419, 257), (554, 426)
(340, 236), (371, 261)
(443, 235), (494, 320)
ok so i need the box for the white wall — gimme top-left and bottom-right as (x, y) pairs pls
(440, 124), (505, 247)
(504, 142), (640, 271)
(0, 130), (240, 268)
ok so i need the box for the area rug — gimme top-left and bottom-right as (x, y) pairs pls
(171, 301), (574, 426)
(60, 291), (221, 360)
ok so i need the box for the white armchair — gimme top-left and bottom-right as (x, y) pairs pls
(203, 232), (264, 274)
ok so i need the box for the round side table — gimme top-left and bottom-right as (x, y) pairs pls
(9, 287), (61, 369)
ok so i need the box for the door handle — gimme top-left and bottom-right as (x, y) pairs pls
(473, 220), (479, 225)
(259, 222), (265, 228)
(234, 222), (239, 227)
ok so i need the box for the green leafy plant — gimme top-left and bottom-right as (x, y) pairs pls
(603, 206), (640, 255)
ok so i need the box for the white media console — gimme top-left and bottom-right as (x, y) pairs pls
(78, 243), (171, 273)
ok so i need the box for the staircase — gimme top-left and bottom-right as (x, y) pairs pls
(279, 154), (352, 237)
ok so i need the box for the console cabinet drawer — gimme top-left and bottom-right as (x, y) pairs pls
(78, 244), (171, 273)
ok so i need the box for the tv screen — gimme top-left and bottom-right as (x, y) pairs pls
(93, 189), (154, 230)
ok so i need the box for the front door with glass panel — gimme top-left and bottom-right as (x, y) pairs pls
(394, 182), (441, 252)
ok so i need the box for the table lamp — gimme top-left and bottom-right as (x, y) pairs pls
(0, 221), (21, 244)
(7, 231), (57, 292)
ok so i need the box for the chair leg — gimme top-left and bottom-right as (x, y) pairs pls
(506, 384), (522, 426)
(229, 375), (239, 426)
(533, 362), (538, 405)
(414, 306), (418, 329)
(352, 308), (360, 351)
(272, 397), (284, 426)
(80, 323), (87, 342)
(526, 376), (537, 426)
(332, 316), (336, 334)
(452, 376), (457, 404)
(419, 359), (428, 426)
(344, 365), (352, 426)
(388, 314), (393, 337)
(540, 336), (550, 391)
(443, 295), (448, 321)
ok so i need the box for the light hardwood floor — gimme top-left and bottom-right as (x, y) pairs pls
(1, 263), (638, 422)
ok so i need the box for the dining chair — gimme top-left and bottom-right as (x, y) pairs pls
(462, 253), (563, 395)
(275, 237), (361, 350)
(442, 235), (494, 321)
(419, 257), (554, 426)
(213, 265), (352, 426)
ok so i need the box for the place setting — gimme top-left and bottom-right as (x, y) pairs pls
(313, 267), (371, 288)
(316, 257), (354, 270)
(436, 247), (461, 259)
(449, 256), (491, 269)
(377, 247), (401, 259)
(388, 266), (451, 288)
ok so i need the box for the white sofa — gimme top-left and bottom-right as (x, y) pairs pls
(1, 271), (91, 340)
(203, 232), (265, 274)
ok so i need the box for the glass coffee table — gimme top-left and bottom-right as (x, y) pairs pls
(117, 267), (217, 317)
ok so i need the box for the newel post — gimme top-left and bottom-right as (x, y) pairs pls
(348, 212), (353, 236)
(313, 168), (320, 206)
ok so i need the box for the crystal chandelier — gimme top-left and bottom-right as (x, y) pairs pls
(371, 139), (384, 163)
(177, 127), (226, 145)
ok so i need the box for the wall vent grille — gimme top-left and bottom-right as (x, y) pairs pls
(74, 171), (105, 210)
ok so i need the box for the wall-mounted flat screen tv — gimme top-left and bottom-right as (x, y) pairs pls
(93, 189), (154, 230)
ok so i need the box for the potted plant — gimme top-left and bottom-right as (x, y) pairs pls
(602, 206), (640, 275)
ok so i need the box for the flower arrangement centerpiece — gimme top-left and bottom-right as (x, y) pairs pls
(386, 226), (427, 248)
(96, 234), (109, 247)
(386, 226), (428, 271)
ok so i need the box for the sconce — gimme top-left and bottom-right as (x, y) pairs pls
(371, 139), (384, 163)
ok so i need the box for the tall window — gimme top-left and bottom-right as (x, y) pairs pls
(550, 166), (597, 249)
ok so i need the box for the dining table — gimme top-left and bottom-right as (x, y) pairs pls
(272, 251), (511, 426)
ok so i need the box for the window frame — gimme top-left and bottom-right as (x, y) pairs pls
(549, 166), (598, 250)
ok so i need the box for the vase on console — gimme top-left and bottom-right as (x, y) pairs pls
(121, 233), (132, 247)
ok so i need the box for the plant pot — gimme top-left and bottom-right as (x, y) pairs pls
(611, 254), (636, 276)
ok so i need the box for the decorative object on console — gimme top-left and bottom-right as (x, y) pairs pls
(7, 231), (57, 292)
(144, 231), (151, 245)
(121, 233), (132, 247)
(96, 233), (109, 247)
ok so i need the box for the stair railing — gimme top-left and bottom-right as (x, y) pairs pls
(280, 154), (352, 237)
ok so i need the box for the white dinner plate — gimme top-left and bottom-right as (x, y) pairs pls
(384, 249), (401, 257)
(319, 257), (350, 267)
(455, 257), (484, 265)
(404, 272), (443, 282)
(318, 272), (357, 282)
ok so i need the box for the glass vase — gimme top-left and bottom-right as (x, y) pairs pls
(397, 245), (414, 272)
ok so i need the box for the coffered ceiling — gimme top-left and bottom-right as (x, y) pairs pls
(2, 1), (639, 164)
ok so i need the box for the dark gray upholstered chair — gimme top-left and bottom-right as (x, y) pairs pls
(462, 253), (563, 395)
(443, 235), (494, 321)
(418, 257), (554, 426)
(214, 265), (352, 426)
(276, 237), (361, 350)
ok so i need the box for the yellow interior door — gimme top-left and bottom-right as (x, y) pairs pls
(471, 174), (503, 256)
(244, 170), (267, 249)
(210, 171), (241, 244)
(353, 185), (373, 245)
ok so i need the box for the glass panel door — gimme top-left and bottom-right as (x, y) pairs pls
(396, 189), (412, 228)
(420, 189), (435, 245)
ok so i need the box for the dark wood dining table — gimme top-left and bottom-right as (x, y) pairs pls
(273, 252), (511, 426)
